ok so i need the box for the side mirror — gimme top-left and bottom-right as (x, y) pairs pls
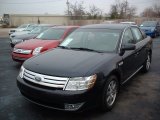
(120, 44), (136, 56)
(121, 44), (136, 51)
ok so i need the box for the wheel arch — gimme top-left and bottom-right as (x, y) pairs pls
(105, 69), (122, 90)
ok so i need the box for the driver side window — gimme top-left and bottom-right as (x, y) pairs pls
(122, 28), (134, 45)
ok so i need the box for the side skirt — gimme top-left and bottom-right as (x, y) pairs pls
(122, 66), (143, 85)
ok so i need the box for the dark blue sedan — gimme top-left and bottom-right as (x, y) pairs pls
(140, 21), (160, 38)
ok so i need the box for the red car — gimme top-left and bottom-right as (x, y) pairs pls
(12, 26), (79, 62)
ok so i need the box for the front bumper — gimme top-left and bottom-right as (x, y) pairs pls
(9, 32), (15, 35)
(12, 52), (32, 62)
(17, 76), (99, 111)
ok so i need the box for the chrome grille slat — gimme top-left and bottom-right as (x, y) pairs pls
(25, 70), (35, 77)
(41, 79), (66, 85)
(24, 75), (64, 88)
(24, 72), (35, 79)
(23, 69), (69, 89)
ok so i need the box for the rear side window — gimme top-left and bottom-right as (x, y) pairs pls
(131, 27), (143, 43)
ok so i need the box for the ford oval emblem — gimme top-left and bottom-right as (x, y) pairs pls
(34, 76), (42, 82)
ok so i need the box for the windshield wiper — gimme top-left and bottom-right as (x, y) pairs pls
(69, 47), (102, 53)
(58, 46), (71, 49)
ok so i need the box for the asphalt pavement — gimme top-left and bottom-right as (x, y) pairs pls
(0, 37), (160, 120)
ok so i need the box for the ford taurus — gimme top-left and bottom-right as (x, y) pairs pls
(17, 24), (152, 112)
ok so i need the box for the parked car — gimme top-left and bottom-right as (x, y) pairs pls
(140, 21), (160, 38)
(120, 21), (137, 25)
(10, 24), (38, 38)
(9, 24), (34, 35)
(10, 24), (55, 47)
(12, 26), (79, 62)
(102, 21), (116, 24)
(17, 24), (152, 112)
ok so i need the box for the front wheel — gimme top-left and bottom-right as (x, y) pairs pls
(100, 75), (119, 112)
(141, 53), (151, 73)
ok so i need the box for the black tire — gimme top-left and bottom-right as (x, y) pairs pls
(151, 33), (156, 38)
(141, 53), (151, 73)
(99, 75), (119, 112)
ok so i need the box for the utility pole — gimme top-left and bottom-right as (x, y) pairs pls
(66, 0), (70, 15)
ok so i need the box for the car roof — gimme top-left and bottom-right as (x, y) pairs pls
(38, 24), (56, 27)
(51, 26), (79, 29)
(80, 24), (131, 30)
(120, 22), (136, 24)
(142, 21), (158, 23)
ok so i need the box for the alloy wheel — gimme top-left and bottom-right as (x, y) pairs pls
(106, 80), (117, 106)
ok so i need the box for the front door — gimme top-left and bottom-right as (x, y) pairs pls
(120, 28), (137, 81)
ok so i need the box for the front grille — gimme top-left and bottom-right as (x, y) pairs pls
(11, 35), (15, 38)
(23, 69), (69, 89)
(10, 30), (15, 32)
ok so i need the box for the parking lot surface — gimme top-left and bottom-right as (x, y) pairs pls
(0, 37), (160, 120)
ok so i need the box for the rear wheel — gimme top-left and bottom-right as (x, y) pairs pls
(100, 75), (119, 112)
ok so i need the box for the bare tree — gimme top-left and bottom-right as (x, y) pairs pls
(66, 1), (86, 20)
(110, 0), (137, 19)
(141, 7), (154, 17)
(87, 5), (102, 19)
(153, 4), (160, 17)
(141, 4), (160, 17)
(127, 6), (137, 19)
(110, 4), (119, 19)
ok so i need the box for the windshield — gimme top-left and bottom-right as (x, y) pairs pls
(30, 26), (50, 34)
(18, 24), (28, 28)
(24, 25), (37, 31)
(36, 28), (65, 40)
(60, 28), (121, 52)
(140, 21), (157, 27)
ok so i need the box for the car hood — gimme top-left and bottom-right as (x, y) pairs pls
(23, 48), (116, 77)
(140, 26), (155, 30)
(11, 31), (30, 36)
(14, 33), (38, 40)
(15, 39), (60, 50)
(10, 28), (26, 32)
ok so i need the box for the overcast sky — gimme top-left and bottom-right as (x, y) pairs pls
(0, 0), (159, 16)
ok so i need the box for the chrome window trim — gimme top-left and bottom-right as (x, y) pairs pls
(118, 26), (144, 54)
(118, 26), (129, 54)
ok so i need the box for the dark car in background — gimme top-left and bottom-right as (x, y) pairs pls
(10, 24), (55, 47)
(12, 26), (79, 62)
(140, 21), (160, 38)
(17, 24), (152, 112)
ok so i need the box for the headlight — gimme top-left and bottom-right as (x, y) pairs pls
(13, 48), (32, 54)
(32, 47), (43, 55)
(65, 74), (97, 91)
(19, 66), (25, 78)
(12, 39), (23, 43)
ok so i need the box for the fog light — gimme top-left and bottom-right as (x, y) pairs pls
(64, 103), (84, 111)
